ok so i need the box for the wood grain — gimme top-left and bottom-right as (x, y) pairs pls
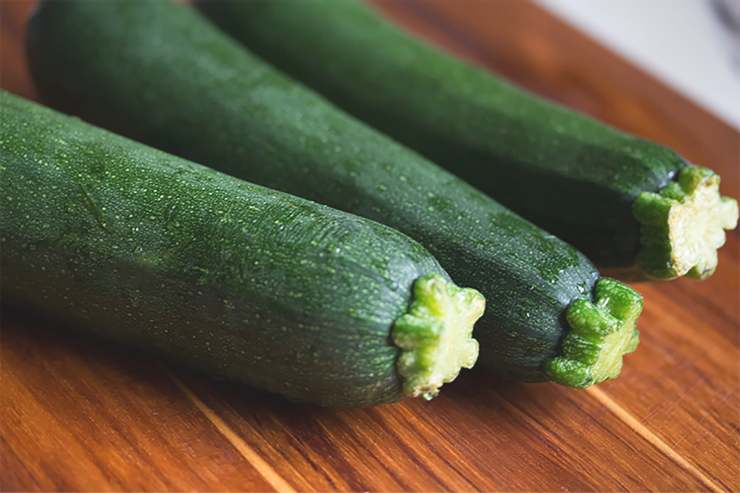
(1, 0), (738, 491)
(180, 369), (721, 491)
(0, 311), (273, 492)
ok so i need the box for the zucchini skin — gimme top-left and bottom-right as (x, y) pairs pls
(27, 0), (603, 383)
(0, 91), (454, 407)
(196, 0), (692, 271)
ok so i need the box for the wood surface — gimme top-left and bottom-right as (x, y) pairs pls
(1, 0), (738, 491)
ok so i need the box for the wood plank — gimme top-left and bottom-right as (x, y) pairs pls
(663, 237), (739, 340)
(4, 316), (687, 491)
(0, 0), (37, 100)
(0, 311), (274, 492)
(596, 279), (739, 491)
(180, 370), (707, 492)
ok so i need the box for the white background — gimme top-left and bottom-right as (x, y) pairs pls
(536, 0), (740, 130)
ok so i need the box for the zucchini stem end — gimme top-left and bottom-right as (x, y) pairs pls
(392, 274), (484, 400)
(633, 166), (738, 280)
(545, 278), (642, 388)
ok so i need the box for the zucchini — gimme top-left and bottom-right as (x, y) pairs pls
(199, 0), (738, 281)
(0, 90), (485, 407)
(27, 0), (643, 387)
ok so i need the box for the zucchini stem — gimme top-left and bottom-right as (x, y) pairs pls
(633, 166), (738, 280)
(392, 274), (484, 400)
(545, 278), (642, 388)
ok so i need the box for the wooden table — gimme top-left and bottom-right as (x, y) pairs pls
(1, 1), (738, 491)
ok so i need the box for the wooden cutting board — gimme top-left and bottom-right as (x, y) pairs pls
(1, 1), (738, 491)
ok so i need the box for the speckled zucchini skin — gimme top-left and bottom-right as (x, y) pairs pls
(197, 0), (688, 270)
(27, 0), (600, 382)
(0, 91), (453, 407)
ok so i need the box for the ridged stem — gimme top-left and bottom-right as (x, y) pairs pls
(392, 274), (484, 400)
(545, 278), (642, 388)
(633, 166), (738, 280)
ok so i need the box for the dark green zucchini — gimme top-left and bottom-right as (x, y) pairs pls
(198, 0), (738, 281)
(0, 90), (485, 407)
(27, 0), (643, 387)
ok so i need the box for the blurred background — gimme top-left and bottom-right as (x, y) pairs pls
(538, 0), (740, 130)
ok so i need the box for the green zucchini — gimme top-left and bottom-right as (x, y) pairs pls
(0, 90), (485, 407)
(198, 0), (738, 281)
(27, 0), (643, 387)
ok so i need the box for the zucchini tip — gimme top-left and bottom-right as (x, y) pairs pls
(392, 274), (484, 400)
(633, 165), (738, 280)
(544, 278), (642, 388)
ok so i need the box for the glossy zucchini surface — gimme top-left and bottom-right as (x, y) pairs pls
(1, 91), (485, 406)
(28, 0), (642, 386)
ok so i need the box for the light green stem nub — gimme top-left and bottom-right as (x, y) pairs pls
(545, 278), (642, 388)
(633, 166), (738, 280)
(393, 274), (484, 400)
